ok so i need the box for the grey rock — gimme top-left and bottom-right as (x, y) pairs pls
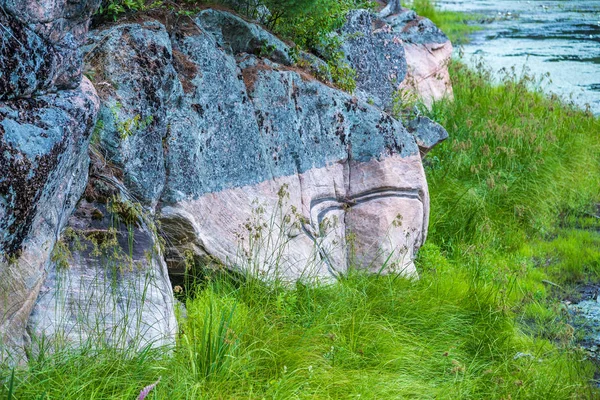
(386, 8), (449, 45)
(0, 78), (99, 362)
(84, 22), (181, 205)
(241, 54), (416, 167)
(195, 9), (293, 65)
(163, 23), (268, 202)
(298, 51), (332, 83)
(0, 0), (101, 98)
(340, 10), (407, 110)
(379, 0), (402, 19)
(339, 8), (452, 109)
(405, 116), (449, 154)
(28, 200), (177, 352)
(388, 9), (453, 107)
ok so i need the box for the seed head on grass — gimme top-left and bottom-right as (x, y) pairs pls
(137, 377), (160, 400)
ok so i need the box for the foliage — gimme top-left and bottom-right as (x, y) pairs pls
(180, 288), (240, 380)
(271, 0), (375, 49)
(98, 0), (156, 20)
(269, 0), (374, 92)
(110, 102), (154, 140)
(225, 0), (320, 30)
(310, 35), (357, 93)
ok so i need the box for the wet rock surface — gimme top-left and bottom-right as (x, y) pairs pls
(567, 286), (600, 365)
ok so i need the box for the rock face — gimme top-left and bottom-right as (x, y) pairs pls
(28, 200), (177, 351)
(386, 8), (453, 107)
(0, 0), (101, 362)
(1, 3), (450, 361)
(0, 0), (102, 99)
(0, 76), (99, 361)
(196, 9), (294, 66)
(340, 10), (408, 110)
(340, 8), (452, 110)
(84, 9), (447, 282)
(0, 0), (174, 361)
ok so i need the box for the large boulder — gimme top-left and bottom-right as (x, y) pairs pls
(24, 20), (180, 352)
(85, 11), (446, 282)
(0, 0), (102, 99)
(161, 54), (428, 279)
(386, 8), (453, 107)
(0, 78), (99, 362)
(340, 8), (452, 109)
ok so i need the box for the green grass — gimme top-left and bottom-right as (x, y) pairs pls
(406, 0), (481, 44)
(3, 267), (596, 399)
(426, 61), (600, 263)
(4, 4), (600, 399)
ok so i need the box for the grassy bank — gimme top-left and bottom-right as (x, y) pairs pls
(4, 3), (600, 400)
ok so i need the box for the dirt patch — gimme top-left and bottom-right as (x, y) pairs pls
(241, 61), (273, 92)
(172, 49), (198, 94)
(402, 17), (425, 33)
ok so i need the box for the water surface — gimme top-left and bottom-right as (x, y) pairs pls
(437, 0), (600, 114)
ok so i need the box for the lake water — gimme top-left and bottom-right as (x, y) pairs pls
(436, 0), (600, 114)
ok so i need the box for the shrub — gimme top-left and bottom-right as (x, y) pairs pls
(98, 0), (152, 20)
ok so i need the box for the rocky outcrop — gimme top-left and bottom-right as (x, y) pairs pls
(0, 0), (101, 362)
(162, 54), (428, 279)
(406, 116), (450, 155)
(0, 0), (173, 362)
(83, 10), (446, 282)
(0, 76), (99, 362)
(0, 0), (102, 99)
(1, 3), (451, 360)
(28, 199), (176, 351)
(386, 9), (453, 107)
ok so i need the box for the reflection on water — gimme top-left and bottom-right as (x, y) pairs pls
(437, 0), (600, 114)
